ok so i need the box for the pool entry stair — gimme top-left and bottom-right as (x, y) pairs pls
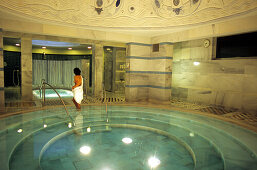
(0, 106), (257, 170)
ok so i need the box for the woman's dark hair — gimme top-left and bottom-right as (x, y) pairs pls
(73, 68), (81, 75)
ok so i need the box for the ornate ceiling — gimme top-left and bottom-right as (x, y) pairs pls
(0, 0), (256, 31)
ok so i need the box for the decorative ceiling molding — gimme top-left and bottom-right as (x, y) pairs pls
(0, 0), (256, 29)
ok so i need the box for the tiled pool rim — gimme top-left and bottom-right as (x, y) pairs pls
(1, 105), (257, 170)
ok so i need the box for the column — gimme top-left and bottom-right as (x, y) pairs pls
(125, 43), (151, 102)
(92, 44), (104, 97)
(0, 28), (5, 111)
(149, 42), (173, 103)
(21, 37), (32, 101)
(81, 59), (90, 96)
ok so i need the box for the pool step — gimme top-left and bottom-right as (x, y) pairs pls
(73, 119), (112, 135)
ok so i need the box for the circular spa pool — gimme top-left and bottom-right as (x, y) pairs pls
(33, 89), (73, 99)
(0, 106), (257, 170)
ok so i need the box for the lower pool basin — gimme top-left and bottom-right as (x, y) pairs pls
(0, 106), (256, 170)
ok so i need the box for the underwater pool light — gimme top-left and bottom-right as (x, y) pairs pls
(17, 129), (23, 133)
(122, 137), (132, 144)
(43, 124), (47, 128)
(148, 156), (160, 168)
(87, 127), (91, 132)
(80, 146), (91, 155)
(102, 168), (111, 170)
(68, 122), (72, 128)
(189, 132), (194, 137)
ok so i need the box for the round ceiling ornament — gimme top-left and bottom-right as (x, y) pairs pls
(173, 0), (180, 7)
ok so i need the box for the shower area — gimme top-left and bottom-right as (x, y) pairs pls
(103, 46), (126, 97)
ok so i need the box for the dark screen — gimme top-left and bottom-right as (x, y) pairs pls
(216, 32), (257, 58)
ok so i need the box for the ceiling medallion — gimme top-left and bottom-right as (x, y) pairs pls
(155, 0), (160, 8)
(96, 0), (103, 7)
(173, 0), (180, 6)
(129, 6), (135, 13)
(116, 0), (120, 7)
(173, 8), (181, 15)
(192, 0), (199, 4)
(95, 7), (103, 15)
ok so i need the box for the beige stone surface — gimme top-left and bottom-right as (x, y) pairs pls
(187, 88), (216, 105)
(128, 45), (151, 57)
(21, 37), (33, 101)
(242, 75), (257, 93)
(125, 87), (148, 102)
(149, 88), (171, 102)
(126, 74), (149, 86)
(93, 44), (104, 97)
(172, 38), (257, 112)
(152, 14), (257, 43)
(148, 74), (171, 87)
(81, 59), (90, 95)
(151, 44), (173, 57)
(129, 59), (149, 72)
(242, 94), (257, 113)
(244, 62), (257, 74)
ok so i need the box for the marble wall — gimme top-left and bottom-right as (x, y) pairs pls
(125, 43), (173, 103)
(172, 38), (257, 113)
(93, 44), (104, 97)
(81, 59), (90, 96)
(21, 37), (33, 101)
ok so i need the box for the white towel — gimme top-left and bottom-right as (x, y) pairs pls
(72, 76), (83, 104)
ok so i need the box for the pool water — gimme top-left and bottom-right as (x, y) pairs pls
(33, 89), (73, 98)
(40, 128), (194, 170)
(1, 106), (257, 170)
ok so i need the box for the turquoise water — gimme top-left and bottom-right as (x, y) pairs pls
(1, 106), (257, 170)
(33, 89), (73, 98)
(40, 128), (194, 170)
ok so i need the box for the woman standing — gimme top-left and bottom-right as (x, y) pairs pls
(72, 68), (83, 110)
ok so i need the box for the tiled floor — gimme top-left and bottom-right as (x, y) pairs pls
(170, 98), (257, 129)
(1, 96), (256, 132)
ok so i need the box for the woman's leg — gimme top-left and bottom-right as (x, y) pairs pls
(77, 103), (81, 109)
(73, 98), (81, 110)
(72, 98), (78, 108)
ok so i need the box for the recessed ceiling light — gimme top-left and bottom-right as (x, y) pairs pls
(42, 46), (46, 49)
(68, 47), (72, 50)
(15, 43), (20, 46)
(193, 61), (200, 66)
(88, 46), (92, 49)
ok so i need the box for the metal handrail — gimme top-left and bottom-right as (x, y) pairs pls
(41, 79), (74, 123)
